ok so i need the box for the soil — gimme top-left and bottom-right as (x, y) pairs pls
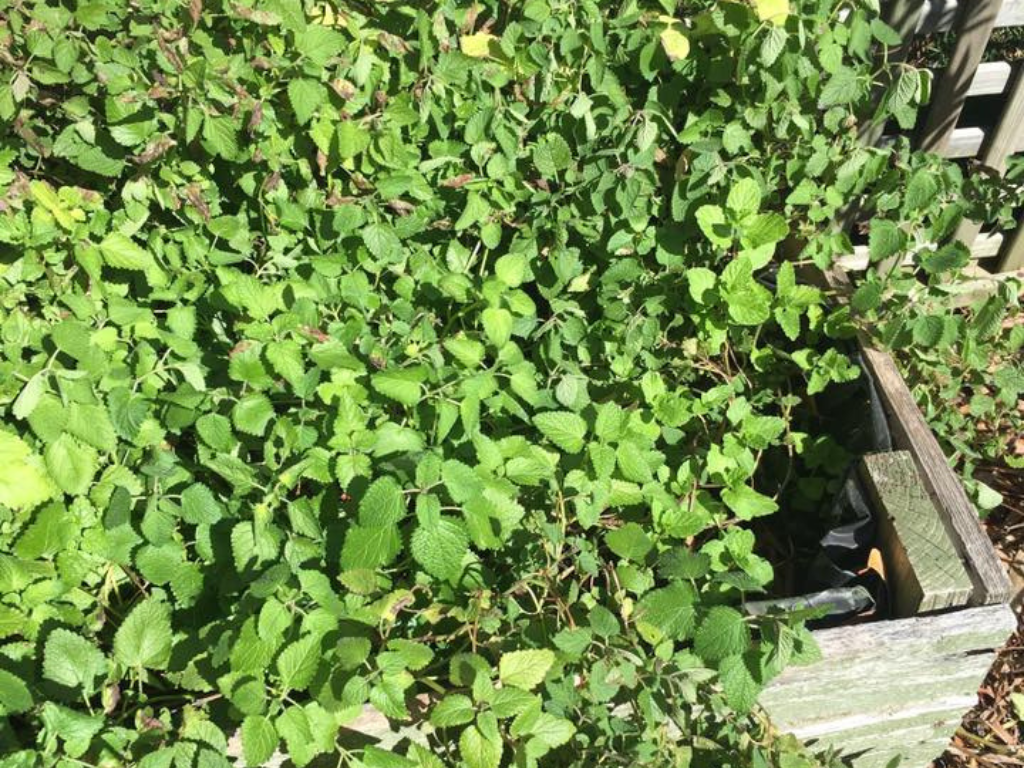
(934, 461), (1024, 767)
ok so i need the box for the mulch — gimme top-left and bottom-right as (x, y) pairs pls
(934, 461), (1024, 768)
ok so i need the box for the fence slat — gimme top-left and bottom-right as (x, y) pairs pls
(966, 61), (1014, 96)
(917, 0), (1024, 33)
(997, 216), (1024, 271)
(917, 0), (1002, 154)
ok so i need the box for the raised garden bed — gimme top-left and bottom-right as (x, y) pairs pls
(759, 269), (1016, 768)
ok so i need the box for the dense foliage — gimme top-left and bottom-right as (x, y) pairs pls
(0, 0), (1017, 766)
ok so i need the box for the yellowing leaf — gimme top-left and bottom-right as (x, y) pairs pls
(753, 0), (789, 25)
(660, 27), (690, 61)
(0, 432), (57, 513)
(460, 32), (498, 58)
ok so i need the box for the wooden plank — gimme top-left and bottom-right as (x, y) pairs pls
(880, 126), (987, 158)
(917, 0), (1001, 154)
(997, 212), (1024, 271)
(975, 66), (1024, 174)
(944, 126), (985, 158)
(839, 232), (1003, 271)
(860, 451), (973, 617)
(964, 60), (1014, 96)
(761, 603), (1016, 768)
(917, 0), (1024, 33)
(821, 267), (1012, 605)
(941, 264), (1024, 304)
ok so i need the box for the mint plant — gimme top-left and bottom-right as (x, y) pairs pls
(0, 0), (1008, 766)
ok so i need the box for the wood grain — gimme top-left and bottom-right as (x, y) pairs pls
(760, 603), (1016, 768)
(997, 217), (1024, 272)
(916, 0), (1024, 34)
(917, 0), (1001, 154)
(860, 451), (973, 616)
(821, 268), (1012, 605)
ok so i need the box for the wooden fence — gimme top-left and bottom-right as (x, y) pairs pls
(855, 0), (1024, 277)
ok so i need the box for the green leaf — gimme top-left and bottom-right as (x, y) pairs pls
(412, 517), (469, 579)
(481, 307), (513, 349)
(202, 114), (239, 160)
(687, 267), (717, 303)
(0, 670), (32, 714)
(694, 607), (751, 662)
(527, 712), (576, 750)
(371, 370), (424, 407)
(430, 694), (475, 727)
(44, 433), (97, 496)
(43, 629), (107, 692)
(114, 598), (173, 670)
(718, 653), (761, 713)
(695, 205), (731, 247)
(495, 253), (527, 287)
(634, 582), (696, 641)
(299, 26), (344, 66)
(491, 687), (540, 719)
(818, 66), (861, 108)
(498, 649), (554, 690)
(13, 373), (46, 420)
(760, 26), (787, 66)
(721, 485), (778, 520)
(852, 281), (883, 313)
(359, 476), (406, 526)
(912, 314), (945, 347)
(460, 722), (503, 768)
(605, 522), (652, 562)
(241, 715), (279, 767)
(533, 411), (587, 454)
(180, 483), (223, 525)
(277, 635), (321, 692)
(868, 219), (906, 263)
(363, 223), (402, 262)
(233, 393), (275, 436)
(615, 442), (653, 483)
(727, 178), (760, 216)
(0, 432), (57, 511)
(659, 27), (690, 61)
(341, 525), (401, 571)
(288, 79), (326, 126)
(99, 232), (152, 271)
(533, 134), (572, 178)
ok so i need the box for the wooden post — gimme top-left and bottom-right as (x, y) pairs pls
(917, 0), (1001, 154)
(860, 452), (973, 617)
(996, 212), (1024, 271)
(955, 64), (1024, 249)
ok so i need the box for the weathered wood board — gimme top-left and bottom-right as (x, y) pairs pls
(760, 603), (1016, 768)
(819, 267), (1013, 606)
(860, 451), (973, 616)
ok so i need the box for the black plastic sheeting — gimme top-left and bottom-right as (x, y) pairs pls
(745, 351), (894, 626)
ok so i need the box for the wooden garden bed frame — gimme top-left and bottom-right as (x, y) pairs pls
(759, 267), (1016, 768)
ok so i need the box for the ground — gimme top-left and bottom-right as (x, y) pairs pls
(936, 462), (1024, 767)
